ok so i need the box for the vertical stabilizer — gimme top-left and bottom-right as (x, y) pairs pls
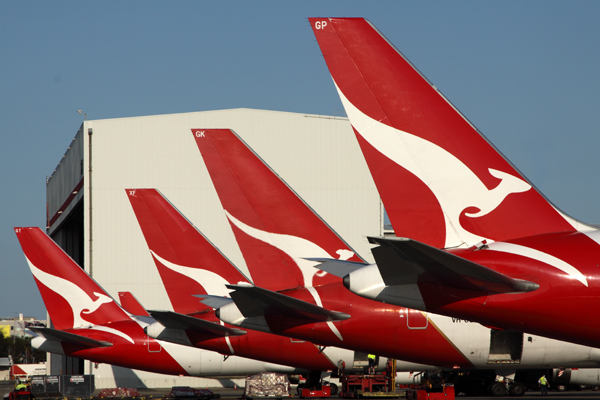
(126, 189), (250, 315)
(192, 128), (364, 292)
(309, 18), (584, 248)
(14, 227), (130, 330)
(118, 292), (150, 317)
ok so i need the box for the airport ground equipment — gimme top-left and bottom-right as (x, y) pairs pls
(245, 373), (291, 400)
(297, 370), (335, 398)
(338, 360), (399, 398)
(405, 371), (455, 400)
(29, 375), (94, 399)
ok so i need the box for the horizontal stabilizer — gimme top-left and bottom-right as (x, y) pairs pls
(148, 310), (246, 337)
(226, 284), (351, 322)
(195, 295), (235, 310)
(368, 236), (539, 294)
(30, 327), (112, 348)
(307, 258), (368, 278)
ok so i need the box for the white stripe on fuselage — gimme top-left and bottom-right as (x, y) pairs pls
(487, 242), (588, 287)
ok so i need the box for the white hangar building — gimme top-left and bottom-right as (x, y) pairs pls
(46, 108), (384, 388)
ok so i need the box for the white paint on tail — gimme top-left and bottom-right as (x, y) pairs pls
(26, 257), (134, 343)
(225, 210), (351, 289)
(334, 82), (535, 248)
(225, 210), (348, 341)
(150, 251), (236, 297)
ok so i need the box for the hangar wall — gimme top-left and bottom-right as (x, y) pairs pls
(46, 108), (383, 388)
(47, 125), (85, 232)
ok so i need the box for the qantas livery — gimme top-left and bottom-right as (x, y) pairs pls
(125, 188), (398, 375)
(309, 18), (600, 349)
(186, 128), (600, 389)
(118, 291), (151, 317)
(14, 227), (302, 377)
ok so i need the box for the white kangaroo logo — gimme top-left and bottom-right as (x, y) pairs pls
(150, 250), (241, 298)
(150, 250), (248, 355)
(26, 257), (135, 342)
(335, 82), (532, 248)
(226, 210), (353, 341)
(27, 258), (112, 327)
(225, 211), (353, 289)
(334, 84), (588, 286)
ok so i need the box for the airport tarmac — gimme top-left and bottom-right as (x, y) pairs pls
(3, 381), (600, 400)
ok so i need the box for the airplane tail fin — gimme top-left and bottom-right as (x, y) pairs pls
(14, 227), (130, 331)
(126, 188), (250, 315)
(192, 128), (364, 292)
(118, 291), (150, 317)
(309, 18), (587, 249)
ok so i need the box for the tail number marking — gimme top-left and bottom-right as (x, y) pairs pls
(314, 21), (327, 30)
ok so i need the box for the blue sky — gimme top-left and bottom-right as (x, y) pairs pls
(2, 1), (600, 320)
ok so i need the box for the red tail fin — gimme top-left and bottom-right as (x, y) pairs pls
(14, 227), (130, 330)
(118, 292), (150, 317)
(310, 18), (585, 248)
(126, 189), (250, 315)
(192, 129), (364, 292)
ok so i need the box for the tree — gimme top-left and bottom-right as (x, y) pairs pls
(0, 333), (11, 358)
(0, 334), (46, 364)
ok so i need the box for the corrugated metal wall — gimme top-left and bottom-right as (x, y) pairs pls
(47, 126), (85, 233)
